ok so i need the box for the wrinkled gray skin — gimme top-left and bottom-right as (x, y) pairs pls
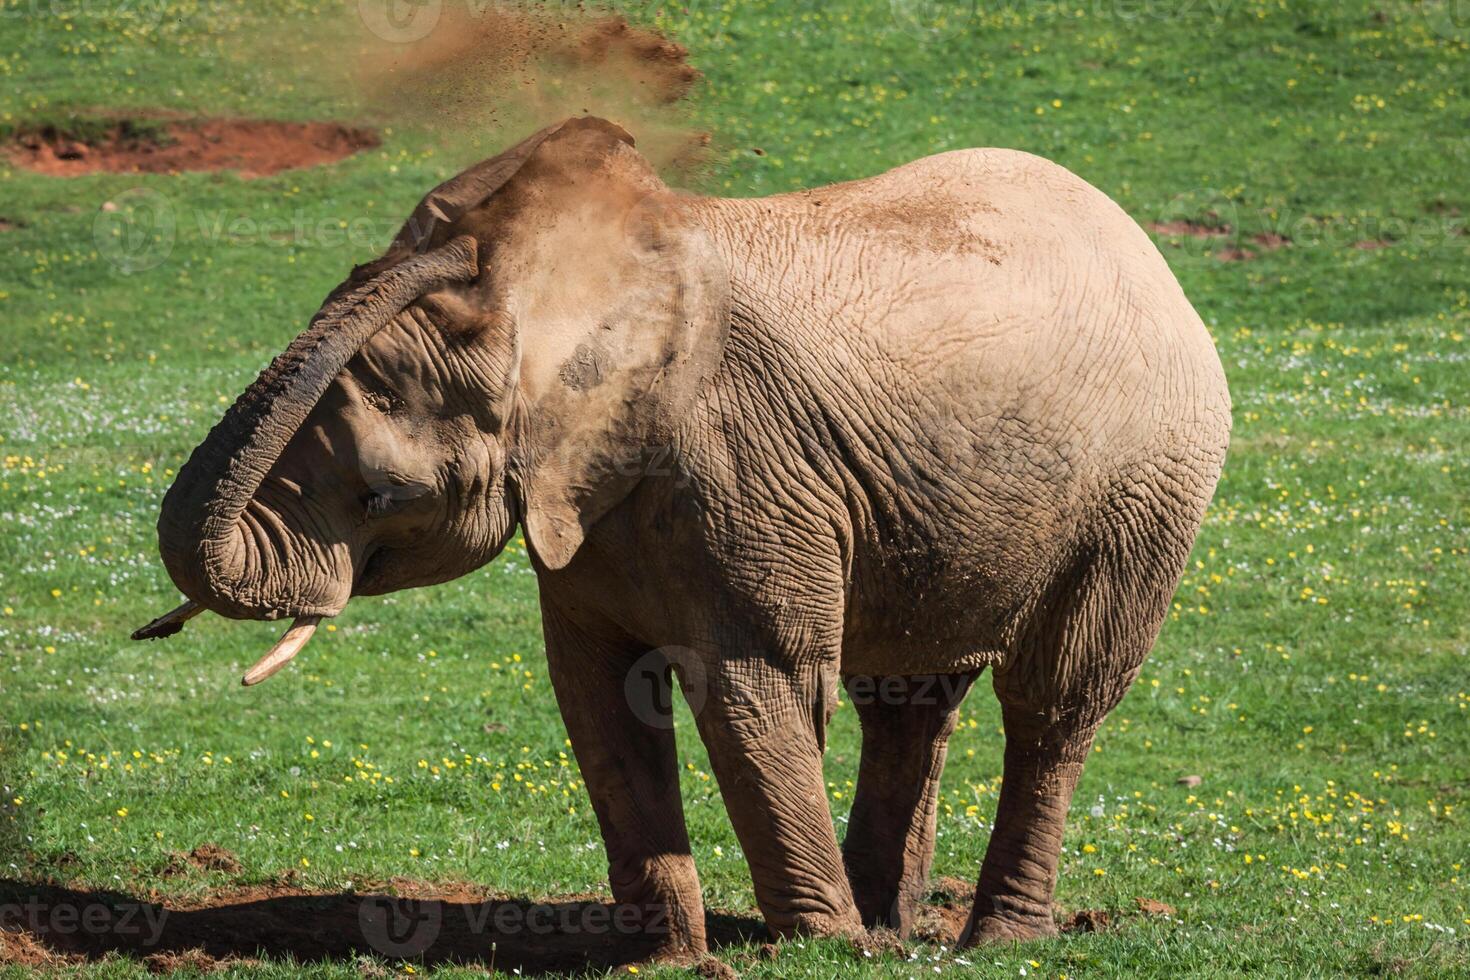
(148, 117), (1230, 954)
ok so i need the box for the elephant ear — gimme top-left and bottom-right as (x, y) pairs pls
(477, 117), (730, 570)
(391, 121), (571, 252)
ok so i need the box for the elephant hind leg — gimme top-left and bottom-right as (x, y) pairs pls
(960, 496), (1197, 945)
(841, 670), (979, 935)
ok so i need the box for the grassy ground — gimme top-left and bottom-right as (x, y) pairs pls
(2, 0), (1468, 976)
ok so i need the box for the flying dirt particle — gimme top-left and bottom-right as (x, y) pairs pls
(8, 118), (378, 178)
(1176, 774), (1203, 786)
(248, 3), (717, 182)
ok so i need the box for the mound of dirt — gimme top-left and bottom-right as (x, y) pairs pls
(162, 843), (242, 877)
(8, 118), (379, 178)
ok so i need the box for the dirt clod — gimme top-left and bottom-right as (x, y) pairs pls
(849, 928), (905, 958)
(1176, 774), (1203, 787)
(8, 118), (379, 178)
(694, 955), (741, 978)
(1135, 897), (1177, 916)
(163, 843), (242, 877)
(144, 947), (226, 974)
(1061, 908), (1112, 933)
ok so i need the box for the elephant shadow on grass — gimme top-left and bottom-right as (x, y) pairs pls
(0, 880), (766, 974)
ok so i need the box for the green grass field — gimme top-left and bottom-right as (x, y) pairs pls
(2, 0), (1468, 976)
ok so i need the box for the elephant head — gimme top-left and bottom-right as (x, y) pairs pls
(134, 117), (729, 683)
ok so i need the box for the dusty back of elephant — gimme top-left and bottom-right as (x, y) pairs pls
(681, 147), (1231, 674)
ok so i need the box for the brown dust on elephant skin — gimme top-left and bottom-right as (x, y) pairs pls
(7, 118), (379, 178)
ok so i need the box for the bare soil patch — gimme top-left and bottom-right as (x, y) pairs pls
(0, 879), (764, 976)
(8, 118), (379, 178)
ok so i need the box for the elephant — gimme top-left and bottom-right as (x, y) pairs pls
(135, 116), (1230, 955)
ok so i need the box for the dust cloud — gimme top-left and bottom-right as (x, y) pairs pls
(317, 2), (710, 182)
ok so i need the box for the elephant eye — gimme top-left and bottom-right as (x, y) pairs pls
(365, 490), (410, 519)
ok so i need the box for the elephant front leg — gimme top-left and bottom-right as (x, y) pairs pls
(841, 670), (979, 934)
(689, 655), (863, 940)
(542, 605), (706, 958)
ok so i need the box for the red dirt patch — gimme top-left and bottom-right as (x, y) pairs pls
(1148, 220), (1232, 239)
(8, 118), (379, 178)
(1, 926), (80, 968)
(1215, 247), (1257, 262)
(1252, 232), (1291, 250)
(0, 217), (21, 232)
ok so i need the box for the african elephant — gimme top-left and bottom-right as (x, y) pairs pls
(136, 116), (1230, 954)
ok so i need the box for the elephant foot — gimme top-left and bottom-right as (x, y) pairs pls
(957, 910), (1058, 946)
(766, 906), (866, 941)
(848, 870), (932, 936)
(639, 938), (707, 967)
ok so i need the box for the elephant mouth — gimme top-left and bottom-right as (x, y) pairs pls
(134, 235), (484, 685)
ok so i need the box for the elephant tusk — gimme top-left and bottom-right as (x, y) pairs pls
(241, 616), (322, 687)
(131, 600), (204, 641)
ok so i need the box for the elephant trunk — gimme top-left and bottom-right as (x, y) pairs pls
(155, 236), (480, 621)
